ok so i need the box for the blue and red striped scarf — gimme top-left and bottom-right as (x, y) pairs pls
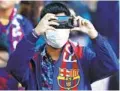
(58, 40), (83, 90)
(0, 8), (24, 53)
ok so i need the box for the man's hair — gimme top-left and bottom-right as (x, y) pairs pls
(40, 2), (70, 19)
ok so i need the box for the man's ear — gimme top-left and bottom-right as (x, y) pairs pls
(44, 32), (47, 40)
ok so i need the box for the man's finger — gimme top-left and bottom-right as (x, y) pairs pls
(71, 27), (88, 34)
(74, 16), (84, 27)
(81, 19), (89, 26)
(45, 13), (58, 21)
(47, 26), (56, 31)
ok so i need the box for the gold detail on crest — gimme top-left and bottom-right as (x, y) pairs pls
(57, 68), (80, 90)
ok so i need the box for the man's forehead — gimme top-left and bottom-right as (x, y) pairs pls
(55, 13), (66, 16)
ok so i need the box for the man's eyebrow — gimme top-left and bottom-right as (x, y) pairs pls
(0, 56), (8, 62)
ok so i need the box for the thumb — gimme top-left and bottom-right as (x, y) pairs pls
(71, 27), (88, 34)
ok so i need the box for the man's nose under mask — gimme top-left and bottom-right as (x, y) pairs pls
(45, 29), (70, 48)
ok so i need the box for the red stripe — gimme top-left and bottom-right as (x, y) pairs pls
(70, 41), (83, 60)
(76, 45), (83, 59)
(9, 8), (16, 20)
(60, 44), (69, 90)
(60, 59), (66, 90)
(73, 80), (77, 90)
(72, 53), (78, 90)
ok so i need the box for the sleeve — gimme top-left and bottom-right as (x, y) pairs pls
(21, 16), (34, 35)
(83, 34), (119, 83)
(6, 31), (38, 84)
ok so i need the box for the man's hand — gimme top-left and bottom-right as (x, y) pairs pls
(71, 16), (98, 39)
(34, 13), (59, 36)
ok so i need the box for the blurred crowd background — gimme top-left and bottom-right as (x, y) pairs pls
(0, 0), (119, 90)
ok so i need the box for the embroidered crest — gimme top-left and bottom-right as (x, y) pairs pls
(57, 68), (80, 90)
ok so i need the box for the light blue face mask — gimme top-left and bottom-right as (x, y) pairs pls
(45, 29), (70, 48)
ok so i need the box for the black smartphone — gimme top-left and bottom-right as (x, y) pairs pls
(51, 16), (74, 29)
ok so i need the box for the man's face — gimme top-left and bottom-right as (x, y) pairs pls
(45, 13), (71, 48)
(0, 51), (9, 68)
(0, 0), (17, 9)
(47, 12), (71, 38)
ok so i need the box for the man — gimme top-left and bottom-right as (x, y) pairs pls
(0, 0), (33, 53)
(6, 2), (118, 90)
(0, 0), (33, 89)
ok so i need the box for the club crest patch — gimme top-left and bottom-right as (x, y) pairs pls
(57, 68), (80, 90)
